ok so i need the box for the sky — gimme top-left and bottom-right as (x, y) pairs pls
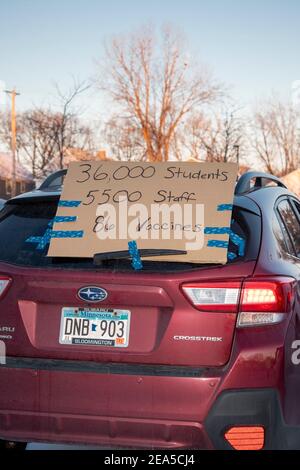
(1, 0), (300, 118)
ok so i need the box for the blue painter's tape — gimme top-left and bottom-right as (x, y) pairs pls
(132, 258), (143, 270)
(53, 216), (77, 223)
(207, 240), (229, 249)
(38, 228), (52, 249)
(128, 241), (136, 253)
(227, 251), (237, 260)
(58, 200), (81, 207)
(205, 217), (245, 257)
(204, 227), (231, 235)
(26, 220), (84, 250)
(50, 230), (83, 239)
(26, 236), (41, 243)
(26, 235), (44, 249)
(128, 240), (143, 270)
(229, 230), (245, 256)
(217, 204), (233, 211)
(26, 228), (52, 250)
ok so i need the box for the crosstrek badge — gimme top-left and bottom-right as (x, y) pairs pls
(173, 335), (223, 342)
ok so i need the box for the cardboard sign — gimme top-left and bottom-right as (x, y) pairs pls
(47, 161), (238, 264)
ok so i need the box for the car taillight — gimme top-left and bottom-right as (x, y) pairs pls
(237, 278), (294, 327)
(182, 282), (241, 313)
(181, 277), (294, 326)
(0, 276), (11, 299)
(225, 426), (265, 450)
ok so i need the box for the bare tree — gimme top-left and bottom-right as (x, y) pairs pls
(0, 81), (95, 179)
(0, 111), (23, 158)
(53, 79), (91, 169)
(19, 109), (94, 178)
(19, 109), (60, 178)
(103, 116), (146, 161)
(98, 26), (221, 161)
(178, 106), (244, 163)
(252, 98), (300, 175)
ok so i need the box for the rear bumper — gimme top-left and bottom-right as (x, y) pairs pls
(0, 358), (214, 449)
(0, 410), (211, 449)
(0, 358), (299, 449)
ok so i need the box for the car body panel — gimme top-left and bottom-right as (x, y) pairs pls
(0, 260), (256, 367)
(1, 176), (300, 449)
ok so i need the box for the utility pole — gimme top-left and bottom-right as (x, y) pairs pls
(5, 88), (20, 197)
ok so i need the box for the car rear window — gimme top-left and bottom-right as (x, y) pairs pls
(0, 200), (259, 271)
(277, 199), (300, 257)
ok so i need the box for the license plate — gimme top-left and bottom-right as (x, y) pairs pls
(59, 307), (130, 348)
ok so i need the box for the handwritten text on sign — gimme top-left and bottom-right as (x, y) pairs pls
(47, 161), (238, 263)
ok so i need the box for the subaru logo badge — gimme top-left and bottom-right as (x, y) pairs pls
(78, 286), (108, 303)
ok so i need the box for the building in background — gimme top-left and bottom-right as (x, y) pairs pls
(0, 152), (35, 199)
(281, 169), (300, 197)
(64, 148), (110, 165)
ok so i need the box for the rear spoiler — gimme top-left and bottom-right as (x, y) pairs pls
(6, 192), (60, 205)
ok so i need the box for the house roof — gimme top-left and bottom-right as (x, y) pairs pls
(281, 169), (300, 197)
(0, 152), (33, 182)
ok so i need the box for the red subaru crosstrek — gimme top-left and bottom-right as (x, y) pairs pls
(0, 170), (300, 450)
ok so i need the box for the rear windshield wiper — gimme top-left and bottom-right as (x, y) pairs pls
(93, 249), (187, 265)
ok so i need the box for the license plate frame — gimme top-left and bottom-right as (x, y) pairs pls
(59, 307), (131, 348)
